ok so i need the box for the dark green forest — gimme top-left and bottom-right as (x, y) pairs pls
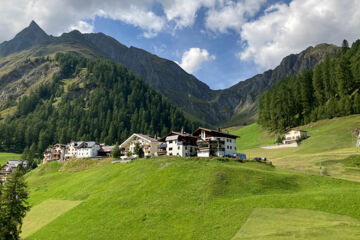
(258, 39), (360, 132)
(0, 53), (196, 153)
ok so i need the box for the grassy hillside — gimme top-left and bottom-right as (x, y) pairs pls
(230, 114), (360, 181)
(22, 157), (360, 239)
(0, 152), (21, 165)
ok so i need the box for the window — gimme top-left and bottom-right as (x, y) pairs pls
(185, 146), (188, 150)
(178, 146), (180, 150)
(169, 148), (173, 151)
(169, 140), (173, 144)
(230, 146), (232, 149)
(227, 146), (229, 149)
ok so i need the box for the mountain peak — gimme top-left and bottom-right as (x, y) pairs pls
(29, 20), (41, 30)
(0, 20), (50, 57)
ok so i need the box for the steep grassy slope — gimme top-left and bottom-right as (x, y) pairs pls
(231, 115), (360, 181)
(23, 157), (360, 239)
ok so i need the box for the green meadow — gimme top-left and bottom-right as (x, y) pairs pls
(14, 114), (360, 239)
(231, 115), (360, 182)
(0, 152), (21, 165)
(22, 156), (360, 239)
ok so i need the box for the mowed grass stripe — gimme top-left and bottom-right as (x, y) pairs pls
(22, 199), (82, 238)
(232, 208), (360, 240)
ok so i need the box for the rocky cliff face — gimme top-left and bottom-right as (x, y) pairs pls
(0, 21), (340, 126)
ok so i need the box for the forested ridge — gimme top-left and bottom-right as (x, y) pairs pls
(258, 39), (360, 132)
(0, 53), (196, 154)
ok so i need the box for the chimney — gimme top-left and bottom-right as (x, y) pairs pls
(217, 128), (221, 132)
(181, 127), (184, 134)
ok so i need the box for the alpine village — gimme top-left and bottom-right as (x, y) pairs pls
(1, 1), (360, 239)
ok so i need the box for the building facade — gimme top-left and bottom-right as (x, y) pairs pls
(120, 133), (160, 157)
(0, 160), (28, 182)
(192, 127), (237, 157)
(43, 144), (66, 163)
(283, 129), (307, 144)
(160, 131), (198, 157)
(75, 141), (101, 158)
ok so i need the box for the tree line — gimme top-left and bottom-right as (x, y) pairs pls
(0, 53), (197, 155)
(258, 39), (360, 132)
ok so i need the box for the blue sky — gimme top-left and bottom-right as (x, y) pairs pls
(93, 15), (256, 89)
(1, 0), (360, 90)
(92, 1), (290, 89)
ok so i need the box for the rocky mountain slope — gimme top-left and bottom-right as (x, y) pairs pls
(0, 21), (340, 126)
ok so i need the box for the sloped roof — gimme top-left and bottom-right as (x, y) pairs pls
(285, 129), (307, 134)
(192, 127), (238, 139)
(158, 131), (194, 142)
(120, 133), (159, 148)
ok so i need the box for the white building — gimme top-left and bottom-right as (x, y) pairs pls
(120, 133), (160, 157)
(283, 129), (307, 144)
(64, 141), (100, 159)
(76, 142), (101, 158)
(159, 131), (197, 157)
(192, 127), (238, 157)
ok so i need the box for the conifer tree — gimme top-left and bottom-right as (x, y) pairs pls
(0, 168), (30, 239)
(111, 142), (121, 159)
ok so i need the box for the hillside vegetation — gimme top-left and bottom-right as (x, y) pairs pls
(232, 114), (360, 182)
(23, 157), (360, 239)
(0, 53), (195, 154)
(0, 21), (340, 126)
(258, 40), (360, 132)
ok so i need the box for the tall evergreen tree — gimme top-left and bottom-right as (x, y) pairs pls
(0, 168), (30, 239)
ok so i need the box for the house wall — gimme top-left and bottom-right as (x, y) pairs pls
(76, 145), (100, 158)
(200, 136), (237, 157)
(166, 139), (196, 157)
(285, 130), (307, 141)
(122, 135), (159, 157)
(166, 139), (181, 156)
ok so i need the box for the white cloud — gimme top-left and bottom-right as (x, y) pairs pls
(69, 21), (94, 33)
(205, 0), (266, 33)
(161, 0), (216, 29)
(239, 0), (360, 70)
(176, 48), (216, 74)
(0, 0), (166, 42)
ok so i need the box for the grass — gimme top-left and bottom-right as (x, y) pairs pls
(23, 157), (360, 239)
(0, 152), (21, 165)
(21, 200), (82, 238)
(229, 123), (275, 150)
(232, 208), (360, 240)
(230, 115), (360, 182)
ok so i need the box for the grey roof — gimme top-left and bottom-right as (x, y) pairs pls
(6, 160), (27, 168)
(135, 134), (159, 143)
(166, 135), (179, 141)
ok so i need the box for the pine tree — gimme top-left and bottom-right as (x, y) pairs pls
(342, 39), (350, 53)
(0, 168), (30, 239)
(111, 142), (121, 159)
(313, 66), (324, 105)
(336, 56), (354, 96)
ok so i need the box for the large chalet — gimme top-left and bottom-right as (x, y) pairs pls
(192, 127), (238, 157)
